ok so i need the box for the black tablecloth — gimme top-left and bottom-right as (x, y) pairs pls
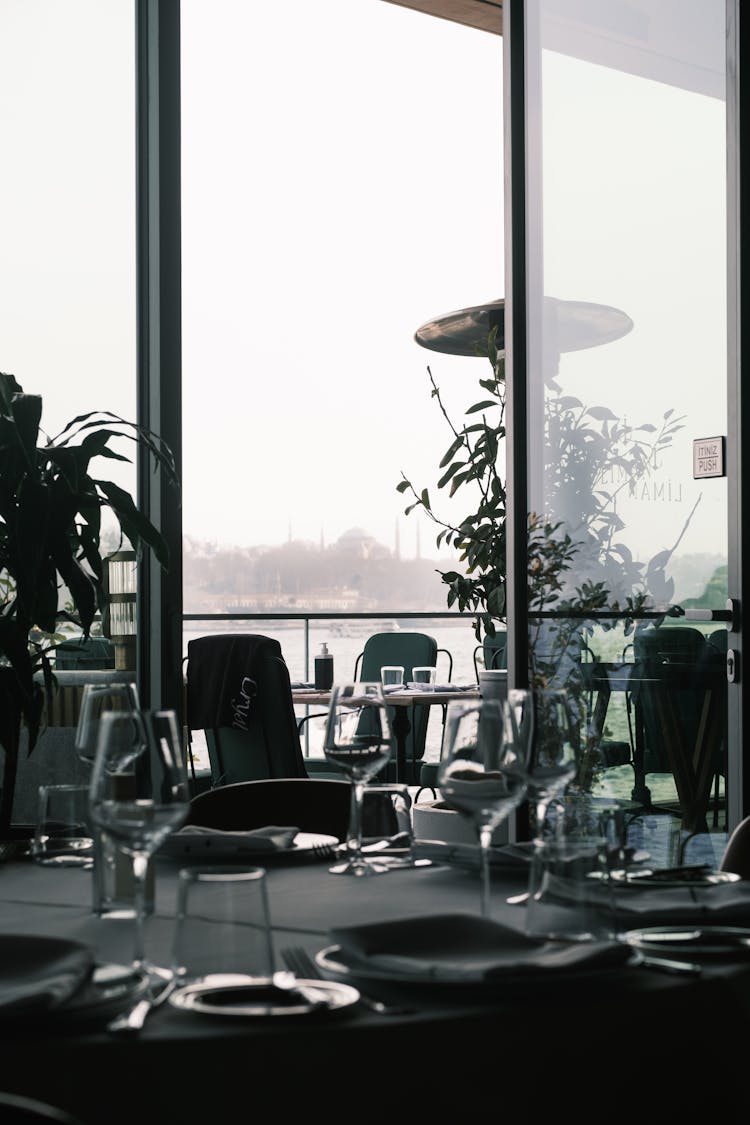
(0, 853), (748, 1124)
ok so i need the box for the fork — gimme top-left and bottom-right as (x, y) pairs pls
(280, 945), (414, 1016)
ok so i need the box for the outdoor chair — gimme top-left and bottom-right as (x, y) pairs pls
(353, 631), (452, 783)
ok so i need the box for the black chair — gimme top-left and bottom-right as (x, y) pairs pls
(627, 625), (727, 833)
(185, 777), (400, 843)
(719, 814), (750, 878)
(185, 634), (307, 787)
(0, 1093), (87, 1125)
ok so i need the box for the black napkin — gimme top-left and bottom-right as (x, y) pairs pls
(168, 825), (300, 854)
(0, 934), (95, 1015)
(329, 912), (631, 980)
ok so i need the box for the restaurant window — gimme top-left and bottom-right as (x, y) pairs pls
(516, 1), (729, 859)
(180, 0), (505, 699)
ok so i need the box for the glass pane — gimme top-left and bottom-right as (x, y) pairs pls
(0, 0), (135, 678)
(525, 1), (727, 862)
(180, 0), (503, 774)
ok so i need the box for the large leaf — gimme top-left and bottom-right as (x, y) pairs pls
(96, 480), (171, 570)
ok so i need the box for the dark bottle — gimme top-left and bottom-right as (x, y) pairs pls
(314, 642), (334, 690)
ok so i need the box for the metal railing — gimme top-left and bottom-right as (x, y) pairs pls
(182, 610), (476, 681)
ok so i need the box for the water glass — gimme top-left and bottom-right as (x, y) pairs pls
(31, 784), (94, 867)
(172, 866), (275, 986)
(381, 666), (404, 688)
(524, 800), (616, 941)
(411, 666), (437, 689)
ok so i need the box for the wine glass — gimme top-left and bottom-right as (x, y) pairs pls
(89, 708), (190, 981)
(515, 688), (583, 844)
(322, 682), (394, 877)
(437, 697), (529, 916)
(75, 682), (141, 769)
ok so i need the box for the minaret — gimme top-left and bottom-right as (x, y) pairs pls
(416, 521), (422, 560)
(394, 519), (401, 560)
(320, 527), (325, 551)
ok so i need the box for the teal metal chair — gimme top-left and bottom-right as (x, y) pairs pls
(353, 631), (452, 783)
(472, 630), (507, 679)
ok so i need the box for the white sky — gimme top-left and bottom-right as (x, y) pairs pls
(0, 0), (728, 577)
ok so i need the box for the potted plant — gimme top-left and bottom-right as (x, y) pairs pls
(0, 371), (178, 840)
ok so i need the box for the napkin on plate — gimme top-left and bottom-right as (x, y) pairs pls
(605, 878), (750, 927)
(0, 934), (95, 1015)
(173, 825), (300, 851)
(328, 912), (631, 981)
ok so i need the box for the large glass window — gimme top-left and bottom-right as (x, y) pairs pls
(180, 0), (504, 759)
(0, 0), (136, 462)
(522, 1), (728, 862)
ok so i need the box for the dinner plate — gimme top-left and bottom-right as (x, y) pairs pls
(314, 942), (635, 990)
(169, 976), (360, 1018)
(159, 830), (339, 861)
(606, 868), (740, 890)
(621, 926), (750, 959)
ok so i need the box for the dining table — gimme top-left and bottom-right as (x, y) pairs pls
(292, 684), (480, 784)
(1, 837), (750, 1124)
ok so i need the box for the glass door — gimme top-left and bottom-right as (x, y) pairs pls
(511, 0), (731, 866)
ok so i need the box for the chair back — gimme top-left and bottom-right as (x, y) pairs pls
(185, 777), (399, 842)
(185, 634), (306, 786)
(630, 625), (726, 831)
(473, 631), (507, 679)
(354, 631), (443, 781)
(719, 814), (750, 878)
(0, 1094), (87, 1125)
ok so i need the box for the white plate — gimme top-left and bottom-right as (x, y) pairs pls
(169, 976), (359, 1018)
(622, 926), (750, 959)
(159, 830), (339, 861)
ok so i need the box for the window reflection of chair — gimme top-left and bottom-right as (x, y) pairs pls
(628, 625), (727, 834)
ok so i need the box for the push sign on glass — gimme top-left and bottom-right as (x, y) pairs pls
(693, 436), (725, 479)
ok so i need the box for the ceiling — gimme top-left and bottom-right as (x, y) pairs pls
(381, 0), (502, 37)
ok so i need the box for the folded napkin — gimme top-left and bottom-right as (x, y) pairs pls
(0, 934), (95, 1015)
(329, 913), (631, 981)
(607, 878), (750, 928)
(173, 825), (299, 852)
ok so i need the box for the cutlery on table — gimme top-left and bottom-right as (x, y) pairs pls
(281, 946), (414, 1016)
(632, 953), (702, 976)
(106, 975), (178, 1035)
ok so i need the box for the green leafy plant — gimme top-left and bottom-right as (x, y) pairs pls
(397, 328), (694, 692)
(0, 371), (178, 834)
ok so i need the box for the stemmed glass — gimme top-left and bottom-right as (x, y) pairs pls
(88, 708), (190, 981)
(512, 688), (583, 843)
(322, 682), (394, 877)
(75, 682), (141, 769)
(437, 697), (529, 917)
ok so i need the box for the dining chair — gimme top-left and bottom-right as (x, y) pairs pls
(185, 777), (401, 842)
(0, 1093), (88, 1125)
(718, 815), (750, 878)
(353, 631), (452, 783)
(185, 633), (308, 787)
(627, 625), (726, 833)
(472, 630), (507, 679)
